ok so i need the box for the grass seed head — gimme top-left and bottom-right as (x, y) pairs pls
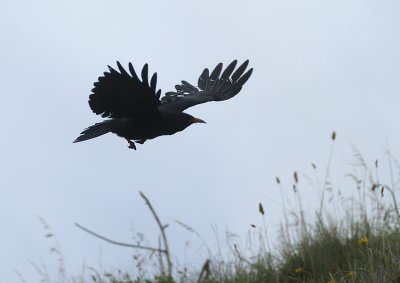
(259, 203), (265, 215)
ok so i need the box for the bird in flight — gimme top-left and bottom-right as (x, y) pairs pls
(74, 60), (253, 150)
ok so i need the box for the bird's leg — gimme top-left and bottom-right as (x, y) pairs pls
(126, 139), (136, 150)
(135, 139), (147, 144)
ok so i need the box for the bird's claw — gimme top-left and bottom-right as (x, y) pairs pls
(127, 140), (136, 150)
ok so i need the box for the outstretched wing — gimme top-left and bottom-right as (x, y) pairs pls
(160, 60), (252, 112)
(89, 62), (162, 120)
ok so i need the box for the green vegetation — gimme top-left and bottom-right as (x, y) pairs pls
(31, 133), (400, 282)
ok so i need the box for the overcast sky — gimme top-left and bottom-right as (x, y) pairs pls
(1, 0), (400, 281)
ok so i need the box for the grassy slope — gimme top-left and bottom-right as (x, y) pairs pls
(32, 134), (400, 283)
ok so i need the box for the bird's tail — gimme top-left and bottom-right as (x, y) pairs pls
(73, 120), (115, 143)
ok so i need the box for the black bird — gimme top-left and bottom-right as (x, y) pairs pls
(74, 60), (253, 149)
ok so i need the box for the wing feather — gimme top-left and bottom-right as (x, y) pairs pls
(141, 64), (149, 87)
(117, 61), (129, 77)
(198, 69), (209, 91)
(89, 62), (161, 120)
(220, 60), (237, 79)
(210, 63), (223, 80)
(231, 60), (249, 82)
(160, 60), (253, 112)
(150, 73), (157, 94)
(128, 63), (141, 83)
(237, 68), (253, 85)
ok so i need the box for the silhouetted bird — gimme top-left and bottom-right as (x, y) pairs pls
(74, 60), (253, 149)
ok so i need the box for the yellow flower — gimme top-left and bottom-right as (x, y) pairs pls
(345, 271), (355, 278)
(294, 267), (304, 274)
(327, 279), (336, 283)
(358, 236), (368, 246)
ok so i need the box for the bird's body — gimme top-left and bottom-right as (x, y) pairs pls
(111, 111), (200, 140)
(74, 60), (252, 149)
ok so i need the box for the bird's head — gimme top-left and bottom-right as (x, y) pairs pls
(161, 112), (206, 136)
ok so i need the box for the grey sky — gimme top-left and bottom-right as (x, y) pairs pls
(1, 0), (400, 281)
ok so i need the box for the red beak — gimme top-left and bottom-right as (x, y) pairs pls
(192, 117), (206, 124)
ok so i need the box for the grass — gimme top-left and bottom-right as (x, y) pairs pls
(29, 132), (400, 282)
